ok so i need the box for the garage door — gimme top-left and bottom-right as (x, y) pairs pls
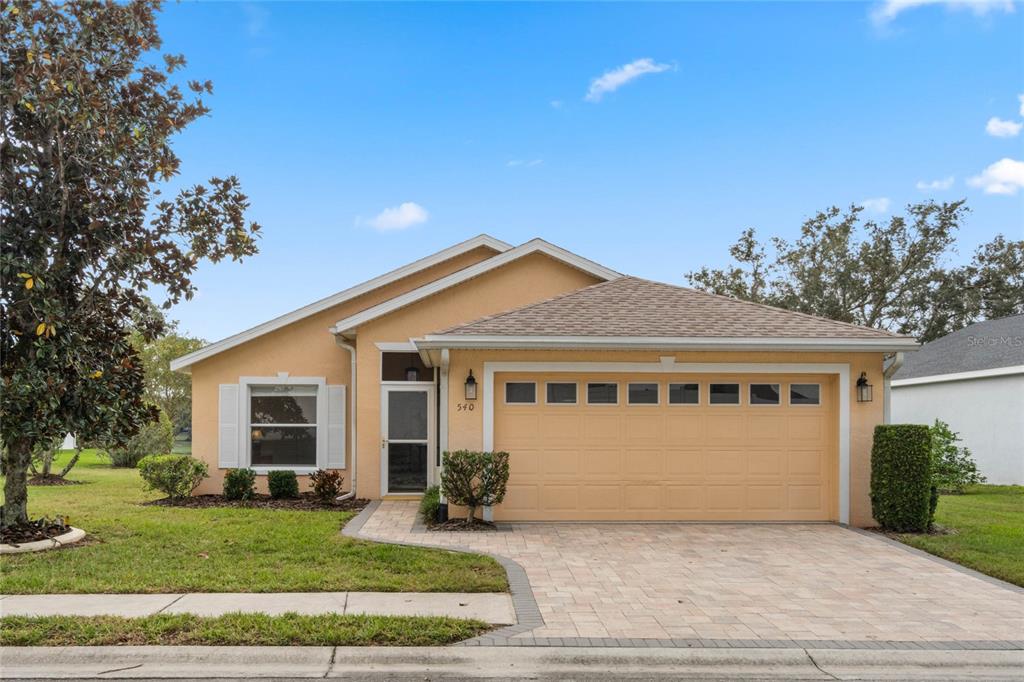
(493, 372), (837, 521)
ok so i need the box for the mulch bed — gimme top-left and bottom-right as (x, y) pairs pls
(427, 518), (498, 532)
(144, 493), (370, 512)
(1, 517), (72, 545)
(28, 475), (83, 486)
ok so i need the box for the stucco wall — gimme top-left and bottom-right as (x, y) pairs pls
(892, 374), (1024, 484)
(446, 349), (886, 527)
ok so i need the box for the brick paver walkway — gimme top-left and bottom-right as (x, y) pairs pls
(354, 501), (1024, 643)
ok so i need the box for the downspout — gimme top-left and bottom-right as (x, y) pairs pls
(882, 352), (904, 424)
(334, 338), (358, 501)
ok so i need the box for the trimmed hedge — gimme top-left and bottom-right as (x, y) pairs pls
(267, 470), (299, 499)
(870, 424), (933, 532)
(223, 468), (257, 501)
(138, 455), (208, 501)
(418, 485), (441, 526)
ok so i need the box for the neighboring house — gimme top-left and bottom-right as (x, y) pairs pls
(891, 315), (1024, 485)
(171, 235), (917, 527)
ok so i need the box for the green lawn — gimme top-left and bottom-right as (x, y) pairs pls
(1, 451), (507, 594)
(895, 484), (1024, 587)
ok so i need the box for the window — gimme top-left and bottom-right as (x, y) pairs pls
(749, 383), (780, 405)
(546, 382), (577, 404)
(790, 383), (821, 406)
(628, 383), (659, 405)
(249, 385), (318, 466)
(709, 383), (740, 405)
(381, 352), (431, 382)
(504, 382), (536, 404)
(587, 382), (618, 404)
(669, 383), (699, 405)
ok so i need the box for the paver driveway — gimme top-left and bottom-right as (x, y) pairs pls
(355, 501), (1024, 643)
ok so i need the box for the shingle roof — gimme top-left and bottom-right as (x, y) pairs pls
(893, 314), (1024, 379)
(436, 276), (905, 339)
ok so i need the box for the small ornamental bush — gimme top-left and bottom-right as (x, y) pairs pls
(267, 470), (299, 499)
(310, 469), (344, 501)
(138, 455), (208, 501)
(223, 468), (257, 501)
(104, 411), (174, 468)
(929, 420), (986, 494)
(419, 485), (441, 526)
(870, 424), (933, 532)
(440, 450), (510, 524)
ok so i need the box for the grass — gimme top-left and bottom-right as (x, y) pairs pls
(1, 450), (507, 594)
(0, 613), (490, 646)
(895, 484), (1024, 587)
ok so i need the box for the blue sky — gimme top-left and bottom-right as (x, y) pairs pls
(157, 1), (1024, 340)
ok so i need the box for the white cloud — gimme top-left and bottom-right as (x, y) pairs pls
(507, 159), (543, 167)
(550, 100), (564, 110)
(870, 0), (1015, 26)
(1018, 93), (1024, 116)
(967, 158), (1024, 194)
(859, 197), (892, 213)
(240, 2), (269, 37)
(915, 176), (955, 191)
(986, 116), (1023, 137)
(585, 58), (672, 102)
(367, 202), (429, 231)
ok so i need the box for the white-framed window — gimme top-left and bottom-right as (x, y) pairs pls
(668, 382), (700, 405)
(249, 385), (319, 467)
(790, 383), (821, 406)
(627, 382), (659, 405)
(709, 383), (740, 405)
(586, 382), (618, 405)
(749, 383), (781, 406)
(504, 381), (536, 404)
(545, 382), (578, 405)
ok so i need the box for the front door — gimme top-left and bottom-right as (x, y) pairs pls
(381, 385), (435, 495)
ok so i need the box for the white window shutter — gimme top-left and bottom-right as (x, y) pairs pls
(218, 384), (241, 468)
(326, 385), (346, 469)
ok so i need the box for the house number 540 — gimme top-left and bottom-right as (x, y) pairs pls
(456, 403), (475, 412)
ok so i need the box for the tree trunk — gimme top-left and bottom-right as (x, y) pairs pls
(59, 447), (82, 478)
(2, 439), (33, 529)
(465, 504), (476, 525)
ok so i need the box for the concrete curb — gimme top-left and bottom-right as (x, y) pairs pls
(2, 645), (1023, 679)
(0, 527), (86, 555)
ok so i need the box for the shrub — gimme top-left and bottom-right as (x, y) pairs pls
(419, 485), (441, 526)
(870, 424), (933, 532)
(267, 470), (299, 499)
(309, 469), (344, 501)
(929, 420), (986, 494)
(138, 454), (208, 501)
(104, 411), (174, 468)
(440, 450), (510, 524)
(223, 468), (257, 501)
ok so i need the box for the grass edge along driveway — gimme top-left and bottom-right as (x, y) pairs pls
(894, 485), (1023, 588)
(1, 451), (507, 594)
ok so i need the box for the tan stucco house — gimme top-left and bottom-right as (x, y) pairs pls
(171, 235), (917, 527)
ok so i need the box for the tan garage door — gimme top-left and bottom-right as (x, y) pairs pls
(493, 372), (837, 521)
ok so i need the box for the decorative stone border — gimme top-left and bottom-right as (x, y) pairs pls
(0, 527), (86, 555)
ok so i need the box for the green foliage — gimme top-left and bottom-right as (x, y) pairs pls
(686, 203), (1024, 343)
(419, 485), (441, 526)
(222, 468), (257, 501)
(309, 469), (344, 501)
(132, 329), (205, 436)
(870, 424), (933, 532)
(103, 411), (174, 468)
(0, 0), (259, 527)
(440, 451), (510, 524)
(929, 419), (986, 494)
(137, 455), (208, 501)
(267, 470), (299, 500)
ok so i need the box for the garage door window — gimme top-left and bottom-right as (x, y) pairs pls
(504, 382), (536, 404)
(750, 383), (780, 405)
(709, 383), (740, 405)
(790, 383), (821, 406)
(587, 382), (618, 405)
(628, 383), (659, 405)
(669, 383), (700, 405)
(546, 382), (577, 404)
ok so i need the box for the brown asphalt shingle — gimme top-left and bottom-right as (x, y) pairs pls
(435, 276), (904, 339)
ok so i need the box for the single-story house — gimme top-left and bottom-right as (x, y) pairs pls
(891, 315), (1023, 485)
(171, 235), (918, 526)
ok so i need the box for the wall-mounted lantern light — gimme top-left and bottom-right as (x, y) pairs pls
(464, 370), (477, 400)
(856, 372), (873, 403)
(405, 365), (420, 382)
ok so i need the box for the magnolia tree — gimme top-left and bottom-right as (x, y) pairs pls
(1, 1), (259, 528)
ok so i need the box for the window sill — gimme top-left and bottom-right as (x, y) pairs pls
(251, 467), (319, 476)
